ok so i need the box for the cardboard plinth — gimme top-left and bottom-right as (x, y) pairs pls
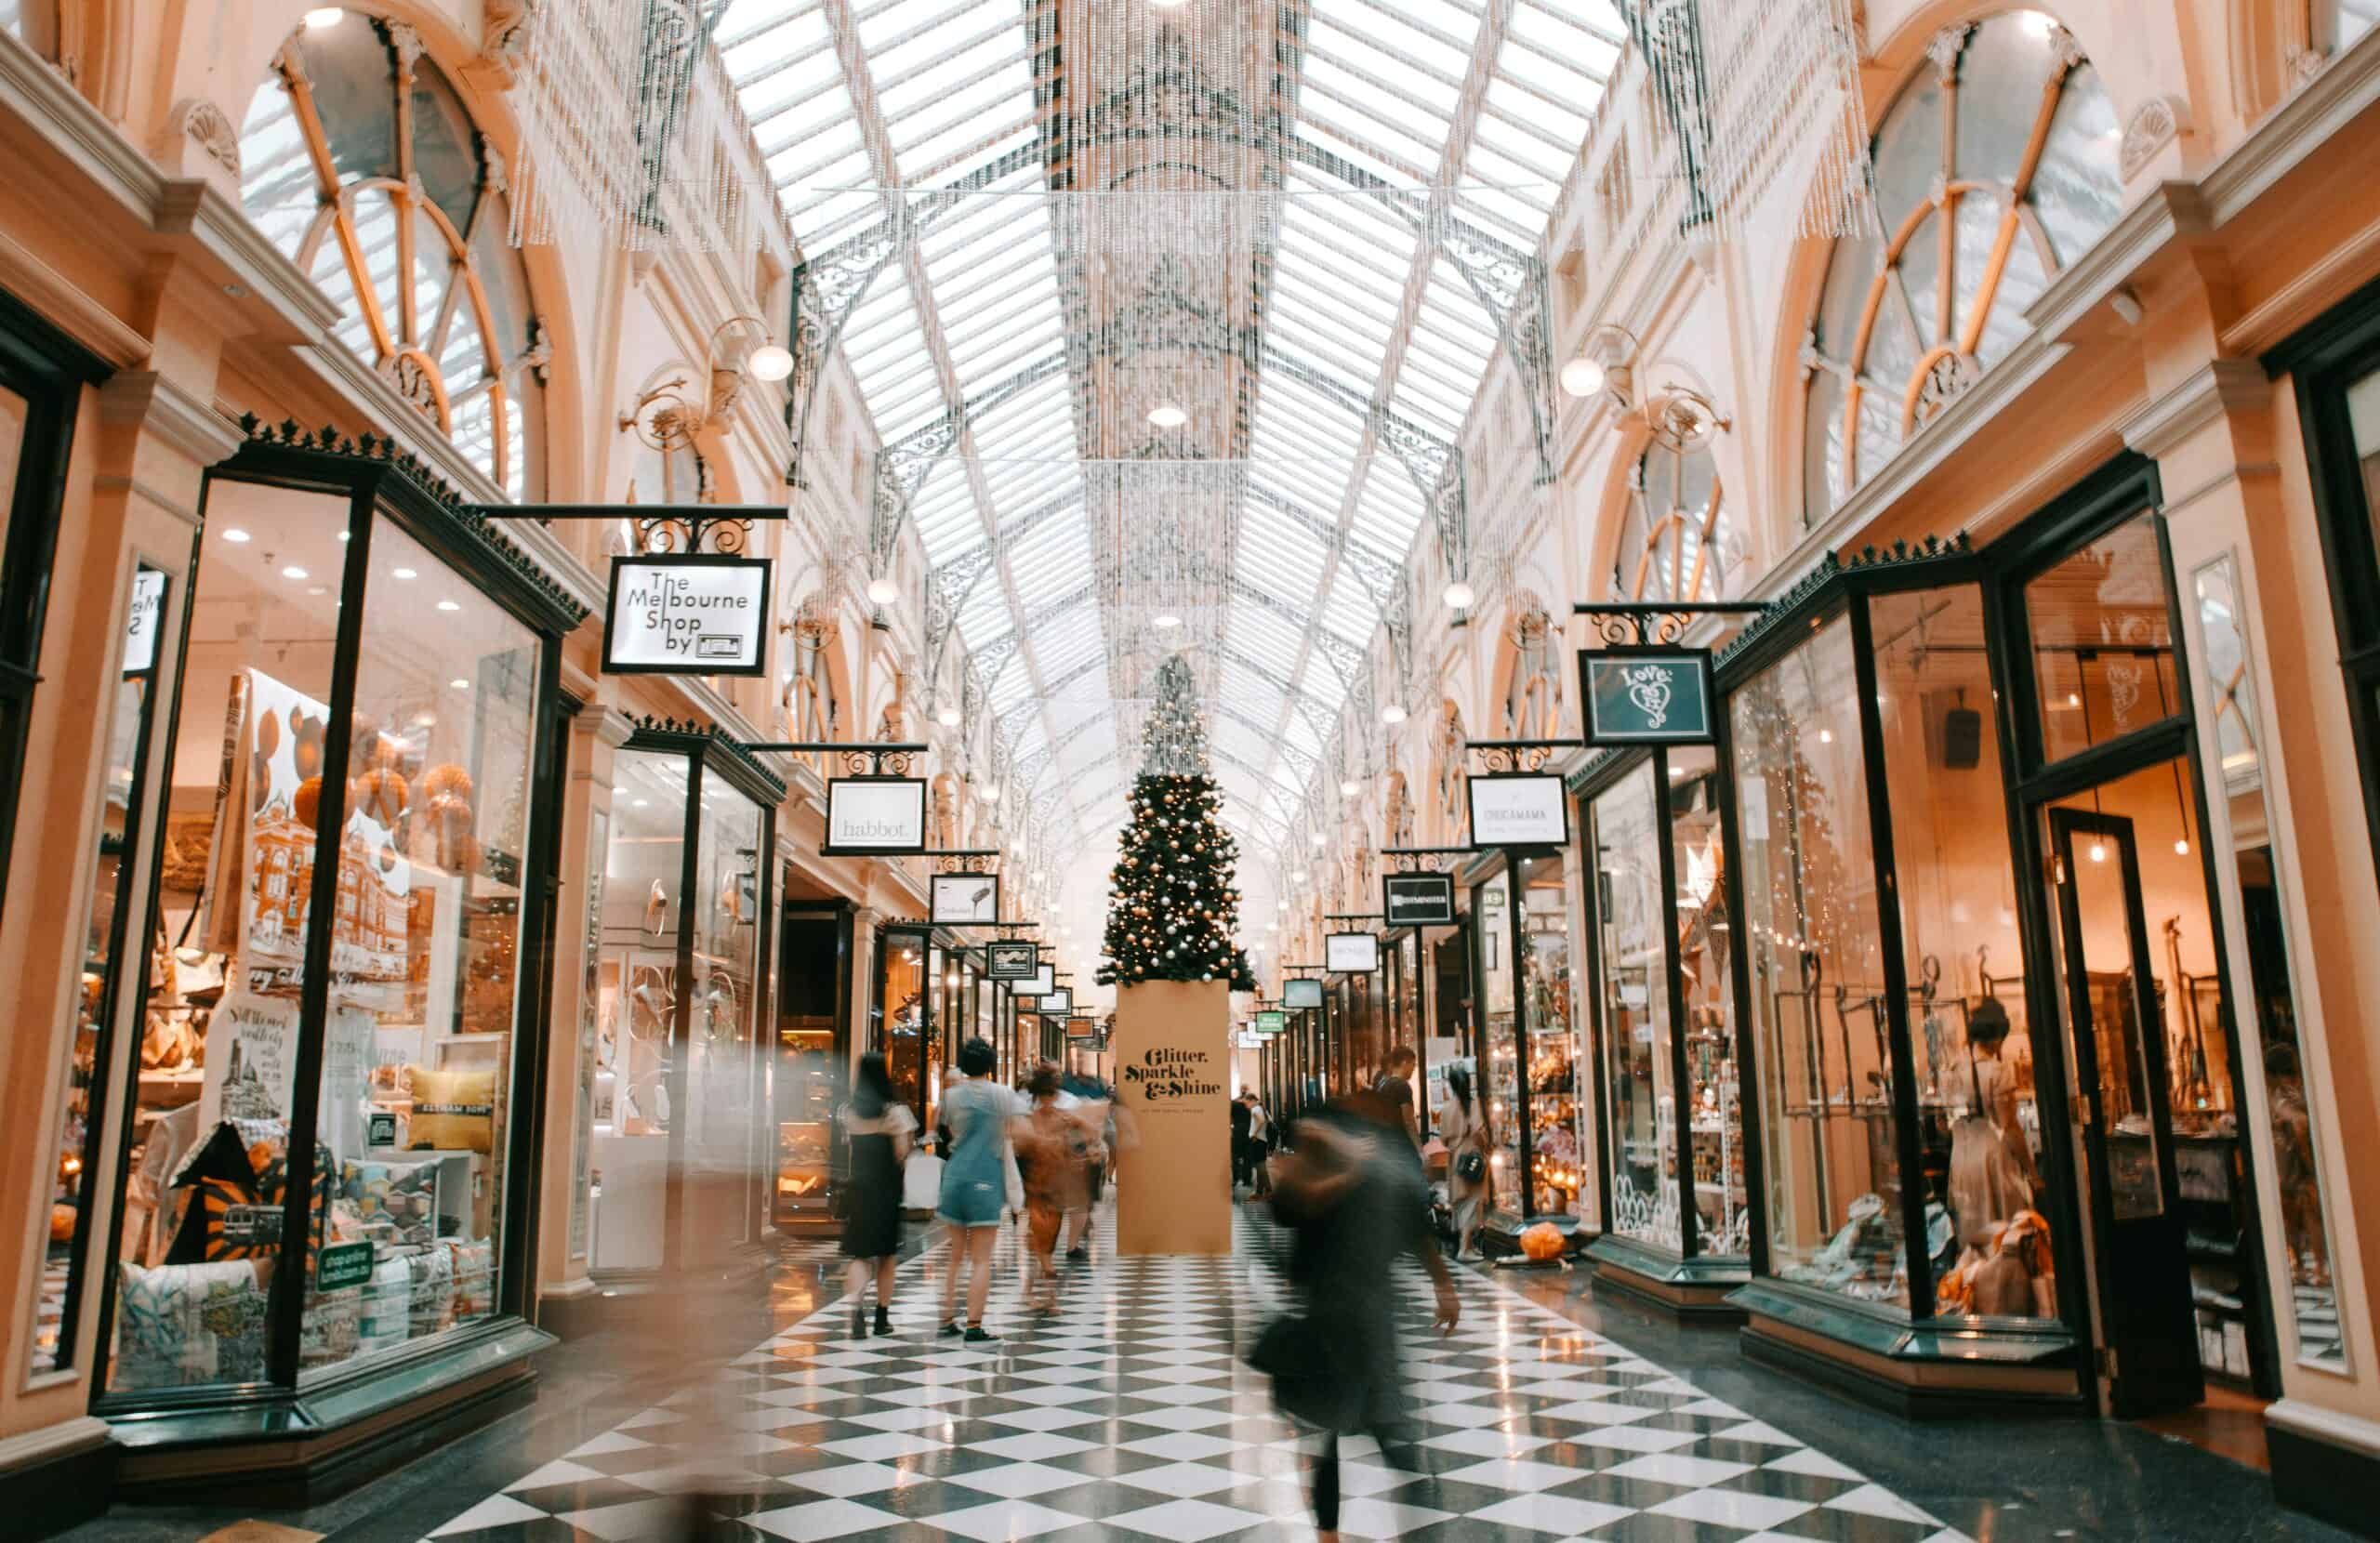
(1114, 978), (1233, 1256)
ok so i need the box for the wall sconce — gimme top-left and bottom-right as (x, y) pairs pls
(618, 315), (794, 460)
(1559, 323), (1730, 451)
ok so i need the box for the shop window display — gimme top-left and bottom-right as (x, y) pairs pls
(877, 930), (929, 1128)
(34, 565), (170, 1375)
(2027, 514), (2181, 766)
(1731, 618), (1905, 1309)
(1593, 763), (1674, 1248)
(1871, 586), (2059, 1321)
(2192, 555), (2344, 1368)
(95, 441), (579, 1402)
(1670, 746), (1748, 1257)
(1476, 873), (1516, 1191)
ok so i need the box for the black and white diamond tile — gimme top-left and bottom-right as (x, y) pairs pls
(424, 1209), (1974, 1542)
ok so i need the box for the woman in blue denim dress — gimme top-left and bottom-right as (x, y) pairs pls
(936, 1037), (1024, 1341)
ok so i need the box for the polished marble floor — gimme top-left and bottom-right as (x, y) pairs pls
(56, 1203), (2354, 1543)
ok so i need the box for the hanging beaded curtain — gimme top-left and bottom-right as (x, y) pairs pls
(1629, 0), (1875, 243)
(507, 0), (767, 252)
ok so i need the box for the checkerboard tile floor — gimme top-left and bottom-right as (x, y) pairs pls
(424, 1210), (1975, 1542)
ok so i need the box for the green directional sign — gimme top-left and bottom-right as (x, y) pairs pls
(1580, 651), (1714, 745)
(1253, 1009), (1286, 1035)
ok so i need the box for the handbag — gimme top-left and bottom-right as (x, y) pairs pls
(1455, 1147), (1488, 1183)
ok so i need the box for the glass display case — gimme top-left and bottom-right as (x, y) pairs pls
(775, 904), (852, 1229)
(82, 431), (582, 1460)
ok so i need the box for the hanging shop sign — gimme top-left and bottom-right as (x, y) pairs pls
(930, 872), (1000, 926)
(1040, 986), (1075, 1016)
(1022, 963), (1056, 1000)
(602, 553), (772, 676)
(986, 940), (1039, 980)
(1253, 1009), (1287, 1035)
(821, 777), (928, 855)
(1066, 1015), (1099, 1041)
(1282, 977), (1324, 1009)
(1468, 772), (1571, 849)
(1235, 1032), (1264, 1049)
(1382, 871), (1458, 928)
(124, 567), (167, 676)
(1580, 650), (1715, 745)
(1325, 930), (1381, 973)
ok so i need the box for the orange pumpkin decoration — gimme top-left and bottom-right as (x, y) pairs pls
(294, 775), (324, 830)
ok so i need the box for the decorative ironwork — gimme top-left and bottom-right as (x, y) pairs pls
(748, 741), (926, 780)
(1575, 601), (1767, 649)
(513, 502), (785, 559)
(1465, 738), (1582, 774)
(1381, 845), (1471, 876)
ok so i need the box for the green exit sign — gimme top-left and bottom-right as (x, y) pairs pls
(1580, 651), (1714, 745)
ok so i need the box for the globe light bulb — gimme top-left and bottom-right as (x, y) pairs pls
(747, 343), (795, 382)
(1381, 703), (1407, 725)
(937, 706), (961, 727)
(1340, 778), (1361, 798)
(303, 7), (345, 30)
(866, 575), (899, 606)
(1147, 402), (1188, 429)
(1558, 356), (1606, 398)
(1443, 579), (1475, 610)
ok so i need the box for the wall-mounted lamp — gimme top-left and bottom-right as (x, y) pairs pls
(1559, 323), (1730, 452)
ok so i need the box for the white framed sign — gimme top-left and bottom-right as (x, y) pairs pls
(603, 554), (772, 676)
(1282, 977), (1324, 1009)
(1040, 986), (1075, 1016)
(931, 872), (1000, 926)
(1468, 772), (1571, 849)
(123, 566), (167, 677)
(1023, 963), (1056, 999)
(986, 940), (1038, 980)
(822, 777), (928, 855)
(1382, 872), (1457, 928)
(1325, 931), (1381, 973)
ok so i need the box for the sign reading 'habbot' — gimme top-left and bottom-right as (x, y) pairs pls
(604, 554), (772, 676)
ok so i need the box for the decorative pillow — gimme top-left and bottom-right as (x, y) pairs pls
(357, 1257), (413, 1355)
(443, 1238), (495, 1322)
(165, 1122), (331, 1266)
(299, 1285), (362, 1371)
(114, 1259), (270, 1389)
(406, 1246), (456, 1339)
(340, 1158), (441, 1247)
(406, 1066), (496, 1154)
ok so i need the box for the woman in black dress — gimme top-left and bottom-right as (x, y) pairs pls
(840, 1053), (915, 1338)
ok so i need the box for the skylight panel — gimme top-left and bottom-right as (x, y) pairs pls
(1322, 579), (1379, 643)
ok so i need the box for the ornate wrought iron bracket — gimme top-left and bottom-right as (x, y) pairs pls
(1380, 846), (1471, 875)
(1464, 738), (1584, 773)
(746, 741), (927, 777)
(1573, 600), (1765, 648)
(512, 502), (787, 557)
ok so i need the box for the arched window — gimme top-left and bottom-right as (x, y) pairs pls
(1617, 440), (1739, 602)
(1802, 11), (2120, 524)
(1501, 600), (1560, 740)
(238, 17), (546, 497)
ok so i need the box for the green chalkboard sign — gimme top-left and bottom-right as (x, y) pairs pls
(1580, 651), (1714, 745)
(316, 1241), (376, 1291)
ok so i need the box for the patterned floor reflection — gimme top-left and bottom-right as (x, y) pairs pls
(420, 1207), (1970, 1542)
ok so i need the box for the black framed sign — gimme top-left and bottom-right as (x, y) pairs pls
(602, 553), (772, 676)
(1382, 872), (1457, 928)
(1325, 930), (1381, 973)
(1040, 986), (1075, 1016)
(1282, 977), (1324, 1009)
(1580, 649), (1714, 745)
(1253, 1009), (1287, 1035)
(930, 872), (1000, 926)
(1066, 1015), (1098, 1041)
(822, 776), (928, 855)
(986, 940), (1038, 980)
(1468, 772), (1571, 848)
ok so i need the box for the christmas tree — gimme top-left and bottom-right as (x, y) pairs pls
(1099, 655), (1256, 989)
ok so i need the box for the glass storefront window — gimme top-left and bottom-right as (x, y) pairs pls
(683, 777), (762, 1249)
(2195, 557), (2345, 1369)
(1476, 873), (1517, 1191)
(1671, 745), (1748, 1259)
(2028, 512), (2181, 764)
(590, 752), (688, 1274)
(877, 931), (927, 1128)
(1593, 764), (1675, 1249)
(1732, 616), (1906, 1311)
(1871, 585), (2058, 1320)
(105, 482), (347, 1393)
(298, 520), (540, 1380)
(1521, 858), (1579, 1217)
(34, 564), (169, 1375)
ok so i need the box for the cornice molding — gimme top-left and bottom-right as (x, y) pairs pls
(2118, 359), (2270, 458)
(99, 369), (242, 466)
(2203, 23), (2380, 226)
(0, 225), (147, 365)
(2024, 180), (2212, 345)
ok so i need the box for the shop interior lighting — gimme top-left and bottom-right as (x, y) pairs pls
(303, 7), (345, 29)
(394, 567), (417, 579)
(282, 565), (309, 580)
(450, 679), (470, 691)
(436, 599), (461, 612)
(1152, 613), (1183, 629)
(220, 528), (251, 543)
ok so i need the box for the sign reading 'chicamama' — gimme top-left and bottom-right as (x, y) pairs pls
(1468, 772), (1570, 849)
(604, 554), (771, 676)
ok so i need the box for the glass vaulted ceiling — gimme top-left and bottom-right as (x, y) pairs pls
(719, 0), (1620, 876)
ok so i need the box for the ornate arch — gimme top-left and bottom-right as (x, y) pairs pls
(782, 594), (843, 747)
(1799, 10), (2122, 526)
(1616, 435), (1741, 603)
(237, 14), (547, 496)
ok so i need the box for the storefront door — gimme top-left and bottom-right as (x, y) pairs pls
(2046, 808), (2202, 1416)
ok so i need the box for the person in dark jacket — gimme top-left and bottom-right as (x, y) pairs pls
(1230, 1090), (1256, 1194)
(839, 1053), (915, 1339)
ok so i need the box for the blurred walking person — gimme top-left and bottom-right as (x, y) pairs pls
(1231, 1090), (1256, 1195)
(1013, 1061), (1098, 1312)
(840, 1054), (915, 1339)
(1245, 1091), (1274, 1198)
(1374, 1046), (1421, 1148)
(1257, 1095), (1461, 1543)
(1438, 1062), (1493, 1260)
(938, 1037), (1023, 1342)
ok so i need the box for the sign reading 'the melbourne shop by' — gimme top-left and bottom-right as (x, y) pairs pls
(604, 554), (772, 676)
(1580, 650), (1714, 745)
